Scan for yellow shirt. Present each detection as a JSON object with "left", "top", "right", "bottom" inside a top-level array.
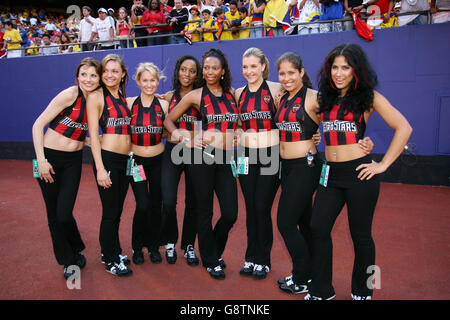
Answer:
[
  {"left": 3, "top": 29, "right": 22, "bottom": 50},
  {"left": 214, "top": 19, "right": 233, "bottom": 41},
  {"left": 202, "top": 18, "right": 215, "bottom": 42},
  {"left": 239, "top": 17, "right": 252, "bottom": 39},
  {"left": 184, "top": 20, "right": 202, "bottom": 42},
  {"left": 225, "top": 11, "right": 241, "bottom": 39}
]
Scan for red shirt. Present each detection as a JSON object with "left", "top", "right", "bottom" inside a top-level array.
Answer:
[{"left": 141, "top": 9, "right": 166, "bottom": 34}]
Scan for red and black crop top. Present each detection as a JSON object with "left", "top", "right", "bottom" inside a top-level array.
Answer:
[
  {"left": 199, "top": 86, "right": 239, "bottom": 132},
  {"left": 99, "top": 87, "right": 131, "bottom": 135},
  {"left": 320, "top": 98, "right": 366, "bottom": 146},
  {"left": 130, "top": 96, "right": 165, "bottom": 146},
  {"left": 168, "top": 92, "right": 201, "bottom": 131},
  {"left": 49, "top": 87, "right": 88, "bottom": 142},
  {"left": 238, "top": 80, "right": 277, "bottom": 132},
  {"left": 274, "top": 86, "right": 318, "bottom": 142}
]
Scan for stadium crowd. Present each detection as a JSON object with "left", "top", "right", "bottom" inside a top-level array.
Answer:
[{"left": 1, "top": 0, "right": 449, "bottom": 58}]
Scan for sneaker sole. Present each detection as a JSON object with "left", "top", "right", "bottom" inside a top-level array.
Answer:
[
  {"left": 239, "top": 271, "right": 254, "bottom": 277},
  {"left": 106, "top": 269, "right": 133, "bottom": 277},
  {"left": 252, "top": 273, "right": 268, "bottom": 280},
  {"left": 186, "top": 260, "right": 199, "bottom": 266},
  {"left": 279, "top": 285, "right": 308, "bottom": 294}
]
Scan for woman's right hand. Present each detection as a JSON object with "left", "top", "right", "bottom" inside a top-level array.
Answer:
[
  {"left": 38, "top": 159, "right": 55, "bottom": 183},
  {"left": 97, "top": 168, "right": 112, "bottom": 189}
]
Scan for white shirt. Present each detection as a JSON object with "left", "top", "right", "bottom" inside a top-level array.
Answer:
[
  {"left": 40, "top": 43, "right": 59, "bottom": 55},
  {"left": 79, "top": 15, "right": 94, "bottom": 42},
  {"left": 93, "top": 17, "right": 114, "bottom": 43}
]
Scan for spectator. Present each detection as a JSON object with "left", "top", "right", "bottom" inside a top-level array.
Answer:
[
  {"left": 131, "top": 0, "right": 149, "bottom": 47},
  {"left": 343, "top": 0, "right": 363, "bottom": 30},
  {"left": 430, "top": 0, "right": 450, "bottom": 23},
  {"left": 44, "top": 18, "right": 57, "bottom": 35},
  {"left": 296, "top": 0, "right": 321, "bottom": 34},
  {"left": 29, "top": 15, "right": 38, "bottom": 26},
  {"left": 318, "top": 0, "right": 344, "bottom": 33},
  {"left": 366, "top": 0, "right": 394, "bottom": 29},
  {"left": 90, "top": 8, "right": 115, "bottom": 50},
  {"left": 397, "top": 0, "right": 429, "bottom": 26},
  {"left": 213, "top": 7, "right": 233, "bottom": 40},
  {"left": 249, "top": 0, "right": 266, "bottom": 38},
  {"left": 238, "top": 0, "right": 250, "bottom": 8},
  {"left": 160, "top": 0, "right": 174, "bottom": 38},
  {"left": 79, "top": 6, "right": 95, "bottom": 51},
  {"left": 184, "top": 5, "right": 203, "bottom": 42},
  {"left": 117, "top": 7, "right": 134, "bottom": 48},
  {"left": 168, "top": 0, "right": 189, "bottom": 44},
  {"left": 40, "top": 33, "right": 58, "bottom": 55},
  {"left": 26, "top": 37, "right": 42, "bottom": 56},
  {"left": 238, "top": 6, "right": 252, "bottom": 38},
  {"left": 0, "top": 22, "right": 5, "bottom": 58},
  {"left": 197, "top": 0, "right": 216, "bottom": 14},
  {"left": 2, "top": 21, "right": 23, "bottom": 58},
  {"left": 217, "top": 0, "right": 230, "bottom": 12},
  {"left": 263, "top": 0, "right": 289, "bottom": 37},
  {"left": 226, "top": 0, "right": 241, "bottom": 39},
  {"left": 107, "top": 8, "right": 118, "bottom": 45},
  {"left": 59, "top": 32, "right": 73, "bottom": 53},
  {"left": 200, "top": 9, "right": 215, "bottom": 41},
  {"left": 142, "top": 0, "right": 167, "bottom": 46}
]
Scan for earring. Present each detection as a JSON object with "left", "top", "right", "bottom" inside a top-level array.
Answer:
[{"left": 221, "top": 75, "right": 224, "bottom": 80}]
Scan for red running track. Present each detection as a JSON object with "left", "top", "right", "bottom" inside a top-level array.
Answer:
[{"left": 0, "top": 159, "right": 449, "bottom": 300}]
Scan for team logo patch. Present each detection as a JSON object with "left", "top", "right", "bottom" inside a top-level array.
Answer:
[
  {"left": 292, "top": 103, "right": 301, "bottom": 112},
  {"left": 156, "top": 111, "right": 163, "bottom": 118},
  {"left": 263, "top": 95, "right": 271, "bottom": 104}
]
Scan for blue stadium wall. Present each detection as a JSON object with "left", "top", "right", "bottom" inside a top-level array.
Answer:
[{"left": 1, "top": 22, "right": 449, "bottom": 185}]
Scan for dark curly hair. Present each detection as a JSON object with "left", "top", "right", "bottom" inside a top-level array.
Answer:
[
  {"left": 172, "top": 55, "right": 202, "bottom": 96},
  {"left": 276, "top": 51, "right": 314, "bottom": 90},
  {"left": 317, "top": 43, "right": 378, "bottom": 115},
  {"left": 201, "top": 48, "right": 232, "bottom": 93}
]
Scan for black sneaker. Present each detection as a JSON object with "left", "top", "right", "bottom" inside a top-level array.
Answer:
[
  {"left": 184, "top": 245, "right": 199, "bottom": 266},
  {"left": 219, "top": 258, "right": 226, "bottom": 269},
  {"left": 165, "top": 247, "right": 177, "bottom": 264},
  {"left": 74, "top": 252, "right": 86, "bottom": 269},
  {"left": 101, "top": 254, "right": 130, "bottom": 266},
  {"left": 105, "top": 261, "right": 133, "bottom": 277},
  {"left": 207, "top": 265, "right": 226, "bottom": 280},
  {"left": 63, "top": 266, "right": 77, "bottom": 280},
  {"left": 253, "top": 264, "right": 270, "bottom": 279},
  {"left": 239, "top": 262, "right": 254, "bottom": 276},
  {"left": 132, "top": 250, "right": 144, "bottom": 265},
  {"left": 149, "top": 250, "right": 162, "bottom": 264},
  {"left": 277, "top": 274, "right": 293, "bottom": 286},
  {"left": 279, "top": 279, "right": 308, "bottom": 294}
]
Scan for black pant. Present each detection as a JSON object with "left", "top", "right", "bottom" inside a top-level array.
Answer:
[
  {"left": 238, "top": 146, "right": 280, "bottom": 267},
  {"left": 187, "top": 147, "right": 238, "bottom": 268},
  {"left": 134, "top": 27, "right": 148, "bottom": 47},
  {"left": 130, "top": 153, "right": 163, "bottom": 252},
  {"left": 277, "top": 154, "right": 322, "bottom": 285},
  {"left": 161, "top": 142, "right": 197, "bottom": 250},
  {"left": 93, "top": 150, "right": 129, "bottom": 264},
  {"left": 309, "top": 155, "right": 380, "bottom": 298},
  {"left": 37, "top": 148, "right": 85, "bottom": 266}
]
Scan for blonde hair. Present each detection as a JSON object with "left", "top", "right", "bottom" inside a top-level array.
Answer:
[
  {"left": 134, "top": 62, "right": 166, "bottom": 82},
  {"left": 243, "top": 47, "right": 269, "bottom": 80}
]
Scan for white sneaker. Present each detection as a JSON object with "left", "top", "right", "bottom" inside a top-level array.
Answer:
[
  {"left": 351, "top": 294, "right": 372, "bottom": 300},
  {"left": 304, "top": 293, "right": 336, "bottom": 300}
]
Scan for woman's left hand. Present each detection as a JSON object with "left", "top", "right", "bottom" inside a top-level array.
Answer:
[
  {"left": 356, "top": 161, "right": 387, "bottom": 180},
  {"left": 358, "top": 137, "right": 374, "bottom": 154},
  {"left": 312, "top": 129, "right": 321, "bottom": 146}
]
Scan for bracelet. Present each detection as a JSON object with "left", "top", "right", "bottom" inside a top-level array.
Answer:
[{"left": 182, "top": 137, "right": 191, "bottom": 145}]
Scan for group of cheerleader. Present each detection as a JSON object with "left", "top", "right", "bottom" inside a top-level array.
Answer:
[{"left": 32, "top": 43, "right": 412, "bottom": 300}]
